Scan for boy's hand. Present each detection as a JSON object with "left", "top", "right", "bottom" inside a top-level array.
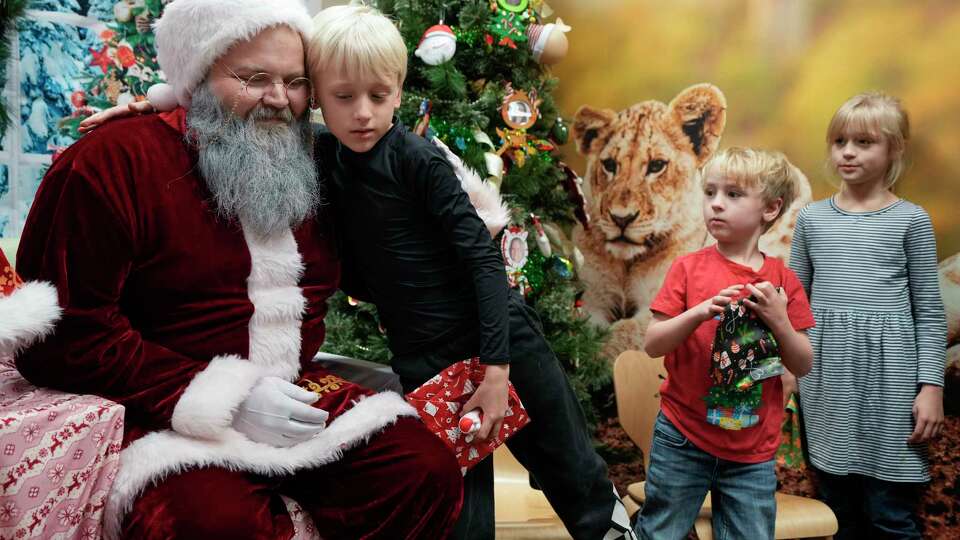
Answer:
[
  {"left": 908, "top": 384, "right": 943, "bottom": 443},
  {"left": 743, "top": 282, "right": 789, "bottom": 331},
  {"left": 78, "top": 101, "right": 153, "bottom": 133},
  {"left": 461, "top": 364, "right": 509, "bottom": 442},
  {"left": 696, "top": 285, "right": 744, "bottom": 322}
]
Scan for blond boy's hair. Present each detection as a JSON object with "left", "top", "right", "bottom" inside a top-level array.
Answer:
[
  {"left": 826, "top": 92, "right": 909, "bottom": 187},
  {"left": 307, "top": 5, "right": 407, "bottom": 87},
  {"left": 701, "top": 147, "right": 800, "bottom": 230}
]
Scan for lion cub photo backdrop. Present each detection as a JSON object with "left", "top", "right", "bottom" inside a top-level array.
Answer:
[{"left": 549, "top": 0, "right": 959, "bottom": 533}]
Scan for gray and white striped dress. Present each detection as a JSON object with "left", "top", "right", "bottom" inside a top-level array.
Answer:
[{"left": 789, "top": 197, "right": 947, "bottom": 483}]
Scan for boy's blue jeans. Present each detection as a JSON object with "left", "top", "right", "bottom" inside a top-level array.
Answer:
[{"left": 634, "top": 413, "right": 777, "bottom": 540}]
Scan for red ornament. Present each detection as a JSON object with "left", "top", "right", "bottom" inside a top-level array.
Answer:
[
  {"left": 116, "top": 46, "right": 136, "bottom": 68},
  {"left": 70, "top": 90, "right": 87, "bottom": 108},
  {"left": 484, "top": 33, "right": 494, "bottom": 46},
  {"left": 89, "top": 46, "right": 113, "bottom": 74}
]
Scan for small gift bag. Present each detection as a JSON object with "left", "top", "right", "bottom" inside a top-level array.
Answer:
[
  {"left": 405, "top": 358, "right": 530, "bottom": 475},
  {"left": 705, "top": 295, "right": 783, "bottom": 430},
  {"left": 709, "top": 296, "right": 783, "bottom": 390}
]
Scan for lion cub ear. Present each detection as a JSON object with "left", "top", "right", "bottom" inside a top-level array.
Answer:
[
  {"left": 668, "top": 84, "right": 727, "bottom": 166},
  {"left": 572, "top": 105, "right": 616, "bottom": 156}
]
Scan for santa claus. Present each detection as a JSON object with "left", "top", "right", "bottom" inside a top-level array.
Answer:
[{"left": 13, "top": 1, "right": 462, "bottom": 538}]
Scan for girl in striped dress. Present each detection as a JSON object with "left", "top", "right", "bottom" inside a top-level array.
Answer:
[{"left": 789, "top": 92, "right": 947, "bottom": 539}]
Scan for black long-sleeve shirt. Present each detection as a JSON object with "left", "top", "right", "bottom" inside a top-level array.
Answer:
[{"left": 316, "top": 122, "right": 510, "bottom": 364}]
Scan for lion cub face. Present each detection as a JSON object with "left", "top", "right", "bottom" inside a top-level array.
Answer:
[{"left": 573, "top": 84, "right": 727, "bottom": 261}]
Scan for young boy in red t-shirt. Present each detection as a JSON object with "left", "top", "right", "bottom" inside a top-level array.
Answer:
[{"left": 634, "top": 147, "right": 815, "bottom": 540}]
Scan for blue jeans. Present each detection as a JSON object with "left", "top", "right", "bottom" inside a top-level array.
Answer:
[
  {"left": 814, "top": 467, "right": 923, "bottom": 539},
  {"left": 635, "top": 413, "right": 777, "bottom": 540}
]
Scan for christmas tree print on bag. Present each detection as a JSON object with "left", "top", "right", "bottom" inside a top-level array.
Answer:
[{"left": 705, "top": 293, "right": 783, "bottom": 430}]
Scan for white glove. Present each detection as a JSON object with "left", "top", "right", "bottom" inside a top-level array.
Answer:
[{"left": 233, "top": 376, "right": 329, "bottom": 447}]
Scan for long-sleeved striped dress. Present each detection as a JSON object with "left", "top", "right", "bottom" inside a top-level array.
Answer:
[{"left": 789, "top": 197, "right": 947, "bottom": 482}]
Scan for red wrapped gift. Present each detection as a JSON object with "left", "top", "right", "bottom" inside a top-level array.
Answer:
[{"left": 405, "top": 358, "right": 530, "bottom": 475}]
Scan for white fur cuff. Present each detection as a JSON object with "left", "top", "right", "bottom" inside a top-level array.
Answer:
[
  {"left": 171, "top": 354, "right": 262, "bottom": 440},
  {"left": 0, "top": 281, "right": 61, "bottom": 356}
]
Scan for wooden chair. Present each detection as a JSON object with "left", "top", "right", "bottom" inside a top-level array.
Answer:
[
  {"left": 613, "top": 350, "right": 838, "bottom": 540},
  {"left": 494, "top": 445, "right": 572, "bottom": 539}
]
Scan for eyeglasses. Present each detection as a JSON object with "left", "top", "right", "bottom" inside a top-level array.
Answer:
[{"left": 221, "top": 64, "right": 312, "bottom": 102}]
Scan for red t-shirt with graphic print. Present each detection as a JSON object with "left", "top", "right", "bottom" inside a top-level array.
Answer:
[{"left": 650, "top": 245, "right": 815, "bottom": 463}]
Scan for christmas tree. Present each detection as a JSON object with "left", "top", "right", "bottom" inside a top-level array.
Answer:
[
  {"left": 320, "top": 0, "right": 612, "bottom": 425},
  {"left": 57, "top": 0, "right": 167, "bottom": 141}
]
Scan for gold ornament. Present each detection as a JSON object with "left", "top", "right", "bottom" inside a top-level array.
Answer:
[{"left": 495, "top": 85, "right": 542, "bottom": 167}]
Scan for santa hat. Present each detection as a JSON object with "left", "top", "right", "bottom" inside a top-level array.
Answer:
[
  {"left": 0, "top": 247, "right": 61, "bottom": 358},
  {"left": 418, "top": 24, "right": 455, "bottom": 46},
  {"left": 153, "top": 0, "right": 314, "bottom": 109}
]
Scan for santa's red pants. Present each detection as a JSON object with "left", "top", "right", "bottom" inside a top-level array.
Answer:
[{"left": 121, "top": 417, "right": 463, "bottom": 539}]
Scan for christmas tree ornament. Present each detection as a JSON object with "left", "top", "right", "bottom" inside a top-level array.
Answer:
[
  {"left": 484, "top": 152, "right": 505, "bottom": 188},
  {"left": 501, "top": 225, "right": 531, "bottom": 294},
  {"left": 104, "top": 73, "right": 124, "bottom": 102},
  {"left": 473, "top": 129, "right": 495, "bottom": 149},
  {"left": 551, "top": 117, "right": 569, "bottom": 144},
  {"left": 114, "top": 1, "right": 133, "bottom": 23},
  {"left": 90, "top": 45, "right": 115, "bottom": 74},
  {"left": 414, "top": 23, "right": 457, "bottom": 66},
  {"left": 135, "top": 13, "right": 153, "bottom": 34},
  {"left": 496, "top": 0, "right": 529, "bottom": 13},
  {"left": 559, "top": 162, "right": 590, "bottom": 228},
  {"left": 572, "top": 246, "right": 584, "bottom": 274},
  {"left": 549, "top": 255, "right": 574, "bottom": 280},
  {"left": 70, "top": 90, "right": 87, "bottom": 108},
  {"left": 573, "top": 293, "right": 585, "bottom": 318},
  {"left": 487, "top": 10, "right": 528, "bottom": 48},
  {"left": 525, "top": 18, "right": 571, "bottom": 65},
  {"left": 496, "top": 85, "right": 541, "bottom": 167},
  {"left": 529, "top": 214, "right": 552, "bottom": 256},
  {"left": 521, "top": 249, "right": 546, "bottom": 295},
  {"left": 116, "top": 44, "right": 136, "bottom": 68},
  {"left": 413, "top": 99, "right": 432, "bottom": 137}
]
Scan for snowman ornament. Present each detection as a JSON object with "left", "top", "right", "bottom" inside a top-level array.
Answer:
[{"left": 415, "top": 23, "right": 457, "bottom": 66}]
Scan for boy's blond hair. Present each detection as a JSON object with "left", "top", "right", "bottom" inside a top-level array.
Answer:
[
  {"left": 307, "top": 5, "right": 407, "bottom": 87},
  {"left": 826, "top": 92, "right": 909, "bottom": 188},
  {"left": 701, "top": 147, "right": 800, "bottom": 230}
]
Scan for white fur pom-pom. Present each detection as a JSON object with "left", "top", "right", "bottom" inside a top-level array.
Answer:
[{"left": 146, "top": 83, "right": 179, "bottom": 112}]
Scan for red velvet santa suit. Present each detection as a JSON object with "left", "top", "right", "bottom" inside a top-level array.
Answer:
[{"left": 15, "top": 109, "right": 462, "bottom": 539}]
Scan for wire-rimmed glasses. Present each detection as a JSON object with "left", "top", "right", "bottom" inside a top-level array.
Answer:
[{"left": 220, "top": 64, "right": 313, "bottom": 103}]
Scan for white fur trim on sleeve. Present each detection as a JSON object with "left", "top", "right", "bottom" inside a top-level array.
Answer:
[
  {"left": 170, "top": 354, "right": 261, "bottom": 441},
  {"left": 0, "top": 281, "right": 61, "bottom": 356}
]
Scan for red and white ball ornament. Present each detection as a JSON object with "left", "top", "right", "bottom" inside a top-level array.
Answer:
[{"left": 415, "top": 23, "right": 457, "bottom": 66}]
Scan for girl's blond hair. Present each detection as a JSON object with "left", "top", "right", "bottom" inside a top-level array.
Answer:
[
  {"left": 307, "top": 5, "right": 407, "bottom": 87},
  {"left": 826, "top": 92, "right": 910, "bottom": 187},
  {"left": 701, "top": 147, "right": 800, "bottom": 230}
]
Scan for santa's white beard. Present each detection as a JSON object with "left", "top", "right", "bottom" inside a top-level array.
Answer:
[{"left": 186, "top": 84, "right": 321, "bottom": 238}]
